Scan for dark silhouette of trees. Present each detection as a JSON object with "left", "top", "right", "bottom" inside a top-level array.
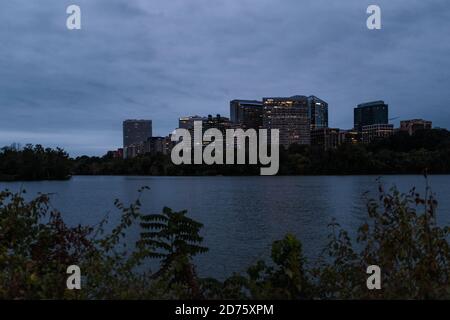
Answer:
[
  {"left": 3, "top": 129, "right": 450, "bottom": 179},
  {"left": 0, "top": 144, "right": 71, "bottom": 181},
  {"left": 72, "top": 128, "right": 450, "bottom": 176}
]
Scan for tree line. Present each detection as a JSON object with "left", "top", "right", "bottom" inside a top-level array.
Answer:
[
  {"left": 2, "top": 129, "right": 450, "bottom": 181},
  {"left": 73, "top": 129, "right": 450, "bottom": 176},
  {"left": 0, "top": 144, "right": 71, "bottom": 181}
]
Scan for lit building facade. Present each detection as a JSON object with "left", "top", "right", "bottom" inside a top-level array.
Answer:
[
  {"left": 308, "top": 96, "right": 328, "bottom": 130},
  {"left": 203, "top": 114, "right": 232, "bottom": 134},
  {"left": 230, "top": 100, "right": 263, "bottom": 130},
  {"left": 123, "top": 120, "right": 152, "bottom": 158},
  {"left": 262, "top": 96, "right": 310, "bottom": 147},
  {"left": 178, "top": 115, "right": 205, "bottom": 130},
  {"left": 339, "top": 130, "right": 360, "bottom": 145},
  {"left": 362, "top": 124, "right": 394, "bottom": 144}
]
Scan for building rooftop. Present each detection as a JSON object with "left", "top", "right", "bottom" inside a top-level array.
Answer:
[
  {"left": 308, "top": 95, "right": 328, "bottom": 103},
  {"left": 230, "top": 99, "right": 262, "bottom": 104},
  {"left": 123, "top": 119, "right": 152, "bottom": 122},
  {"left": 263, "top": 95, "right": 308, "bottom": 102},
  {"left": 356, "top": 101, "right": 386, "bottom": 108}
]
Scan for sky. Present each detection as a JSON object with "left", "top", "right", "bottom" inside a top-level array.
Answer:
[{"left": 0, "top": 0, "right": 449, "bottom": 156}]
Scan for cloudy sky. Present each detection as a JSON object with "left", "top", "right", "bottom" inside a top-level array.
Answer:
[{"left": 1, "top": 0, "right": 449, "bottom": 156}]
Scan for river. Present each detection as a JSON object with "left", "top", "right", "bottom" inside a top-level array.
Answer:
[{"left": 1, "top": 175, "right": 449, "bottom": 278}]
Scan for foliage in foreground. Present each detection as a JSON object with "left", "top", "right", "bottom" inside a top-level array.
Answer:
[{"left": 0, "top": 183, "right": 448, "bottom": 300}]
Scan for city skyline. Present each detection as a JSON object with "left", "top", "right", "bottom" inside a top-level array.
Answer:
[
  {"left": 1, "top": 0, "right": 449, "bottom": 156},
  {"left": 118, "top": 95, "right": 435, "bottom": 160}
]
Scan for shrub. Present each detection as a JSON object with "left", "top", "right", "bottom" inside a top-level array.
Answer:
[{"left": 0, "top": 182, "right": 448, "bottom": 299}]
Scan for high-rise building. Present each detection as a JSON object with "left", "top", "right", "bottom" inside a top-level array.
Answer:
[
  {"left": 179, "top": 114, "right": 231, "bottom": 133},
  {"left": 262, "top": 96, "right": 310, "bottom": 146},
  {"left": 354, "top": 101, "right": 388, "bottom": 132},
  {"left": 230, "top": 100, "right": 263, "bottom": 130},
  {"left": 123, "top": 120, "right": 152, "bottom": 158},
  {"left": 362, "top": 124, "right": 394, "bottom": 144},
  {"left": 123, "top": 119, "right": 152, "bottom": 147},
  {"left": 308, "top": 96, "right": 328, "bottom": 130},
  {"left": 400, "top": 119, "right": 432, "bottom": 136},
  {"left": 143, "top": 136, "right": 174, "bottom": 155},
  {"left": 203, "top": 114, "right": 232, "bottom": 135},
  {"left": 311, "top": 128, "right": 340, "bottom": 150},
  {"left": 178, "top": 115, "right": 205, "bottom": 130},
  {"left": 178, "top": 114, "right": 231, "bottom": 148}
]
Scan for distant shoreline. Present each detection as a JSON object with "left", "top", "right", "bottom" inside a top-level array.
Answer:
[
  {"left": 3, "top": 173, "right": 450, "bottom": 183},
  {"left": 3, "top": 129, "right": 450, "bottom": 180}
]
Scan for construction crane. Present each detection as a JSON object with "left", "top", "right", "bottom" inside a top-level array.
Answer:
[{"left": 389, "top": 117, "right": 400, "bottom": 121}]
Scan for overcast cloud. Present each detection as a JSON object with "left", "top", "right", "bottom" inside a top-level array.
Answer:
[{"left": 0, "top": 0, "right": 449, "bottom": 156}]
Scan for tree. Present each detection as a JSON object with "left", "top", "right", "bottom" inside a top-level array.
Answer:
[{"left": 138, "top": 207, "right": 208, "bottom": 298}]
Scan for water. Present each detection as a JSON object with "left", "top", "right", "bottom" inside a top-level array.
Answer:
[{"left": 1, "top": 175, "right": 449, "bottom": 279}]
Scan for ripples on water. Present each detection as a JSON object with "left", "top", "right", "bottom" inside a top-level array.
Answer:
[{"left": 1, "top": 175, "right": 449, "bottom": 278}]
